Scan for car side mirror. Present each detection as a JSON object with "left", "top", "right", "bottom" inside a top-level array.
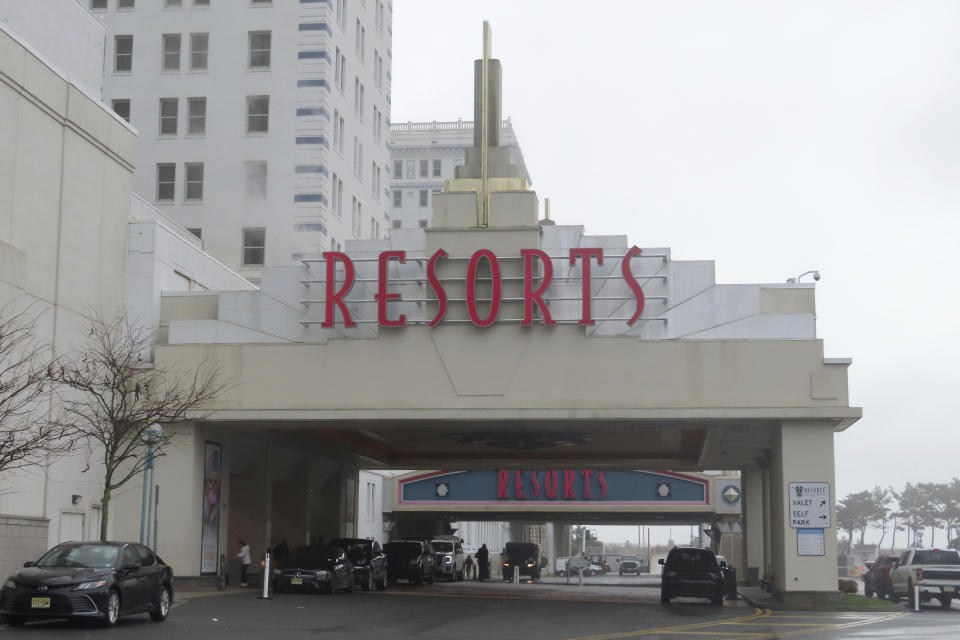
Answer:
[
  {"left": 23, "top": 561, "right": 36, "bottom": 568},
  {"left": 658, "top": 559, "right": 665, "bottom": 566}
]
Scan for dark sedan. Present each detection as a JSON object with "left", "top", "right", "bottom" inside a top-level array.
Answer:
[
  {"left": 272, "top": 545, "right": 354, "bottom": 594},
  {"left": 659, "top": 547, "right": 724, "bottom": 606},
  {"left": 330, "top": 538, "right": 387, "bottom": 591},
  {"left": 383, "top": 541, "right": 435, "bottom": 584},
  {"left": 0, "top": 541, "right": 173, "bottom": 627}
]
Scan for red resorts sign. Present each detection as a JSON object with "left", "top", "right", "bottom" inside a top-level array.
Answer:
[{"left": 318, "top": 246, "right": 646, "bottom": 328}]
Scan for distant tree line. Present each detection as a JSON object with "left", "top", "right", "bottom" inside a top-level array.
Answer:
[{"left": 836, "top": 482, "right": 960, "bottom": 553}]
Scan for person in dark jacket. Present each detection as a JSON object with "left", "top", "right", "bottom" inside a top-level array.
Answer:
[
  {"left": 273, "top": 539, "right": 290, "bottom": 560},
  {"left": 476, "top": 543, "right": 490, "bottom": 581}
]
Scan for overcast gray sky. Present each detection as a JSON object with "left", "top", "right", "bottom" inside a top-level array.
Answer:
[{"left": 391, "top": 0, "right": 960, "bottom": 545}]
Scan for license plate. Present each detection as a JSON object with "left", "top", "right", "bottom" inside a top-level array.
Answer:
[
  {"left": 290, "top": 577, "right": 303, "bottom": 585},
  {"left": 31, "top": 597, "right": 50, "bottom": 609},
  {"left": 944, "top": 586, "right": 955, "bottom": 593}
]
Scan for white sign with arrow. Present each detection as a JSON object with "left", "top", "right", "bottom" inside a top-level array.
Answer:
[{"left": 788, "top": 482, "right": 831, "bottom": 528}]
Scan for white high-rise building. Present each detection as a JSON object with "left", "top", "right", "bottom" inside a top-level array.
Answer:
[
  {"left": 388, "top": 119, "right": 530, "bottom": 230},
  {"left": 95, "top": 0, "right": 393, "bottom": 282}
]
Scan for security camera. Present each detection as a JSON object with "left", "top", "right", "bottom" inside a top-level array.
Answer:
[{"left": 812, "top": 271, "right": 821, "bottom": 281}]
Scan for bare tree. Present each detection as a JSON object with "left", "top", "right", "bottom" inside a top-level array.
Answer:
[
  {"left": 0, "top": 304, "right": 72, "bottom": 474},
  {"left": 58, "top": 314, "right": 226, "bottom": 541}
]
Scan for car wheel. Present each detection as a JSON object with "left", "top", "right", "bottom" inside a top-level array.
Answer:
[
  {"left": 660, "top": 591, "right": 670, "bottom": 604},
  {"left": 377, "top": 572, "right": 387, "bottom": 591},
  {"left": 865, "top": 583, "right": 874, "bottom": 598},
  {"left": 712, "top": 594, "right": 724, "bottom": 606},
  {"left": 345, "top": 574, "right": 354, "bottom": 593},
  {"left": 363, "top": 570, "right": 374, "bottom": 591},
  {"left": 101, "top": 590, "right": 121, "bottom": 627},
  {"left": 327, "top": 578, "right": 337, "bottom": 595},
  {"left": 940, "top": 596, "right": 952, "bottom": 609},
  {"left": 150, "top": 585, "right": 171, "bottom": 622},
  {"left": 907, "top": 580, "right": 916, "bottom": 608},
  {"left": 619, "top": 570, "right": 623, "bottom": 576}
]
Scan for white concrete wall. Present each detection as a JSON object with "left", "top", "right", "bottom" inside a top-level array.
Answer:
[
  {"left": 0, "top": 0, "right": 105, "bottom": 95},
  {"left": 98, "top": 0, "right": 393, "bottom": 277},
  {"left": 0, "top": 22, "right": 136, "bottom": 563}
]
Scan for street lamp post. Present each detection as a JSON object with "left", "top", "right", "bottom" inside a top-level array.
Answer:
[
  {"left": 786, "top": 270, "right": 820, "bottom": 284},
  {"left": 139, "top": 423, "right": 164, "bottom": 547}
]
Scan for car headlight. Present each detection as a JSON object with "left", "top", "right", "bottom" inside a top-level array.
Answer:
[
  {"left": 73, "top": 580, "right": 106, "bottom": 590},
  {"left": 314, "top": 570, "right": 329, "bottom": 578},
  {"left": 3, "top": 579, "right": 16, "bottom": 590},
  {"left": 444, "top": 555, "right": 452, "bottom": 565},
  {"left": 526, "top": 562, "right": 535, "bottom": 567},
  {"left": 272, "top": 569, "right": 282, "bottom": 576}
]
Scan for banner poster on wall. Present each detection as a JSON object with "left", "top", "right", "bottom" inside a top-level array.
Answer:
[{"left": 200, "top": 442, "right": 222, "bottom": 574}]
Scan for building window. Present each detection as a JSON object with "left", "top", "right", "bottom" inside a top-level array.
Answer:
[
  {"left": 184, "top": 162, "right": 204, "bottom": 201},
  {"left": 117, "top": 0, "right": 134, "bottom": 8},
  {"left": 336, "top": 0, "right": 346, "bottom": 26},
  {"left": 156, "top": 163, "right": 175, "bottom": 202},
  {"left": 187, "top": 97, "right": 206, "bottom": 135},
  {"left": 392, "top": 189, "right": 402, "bottom": 207},
  {"left": 246, "top": 95, "right": 269, "bottom": 133},
  {"left": 333, "top": 110, "right": 342, "bottom": 151},
  {"left": 419, "top": 219, "right": 428, "bottom": 228},
  {"left": 331, "top": 175, "right": 343, "bottom": 218},
  {"left": 193, "top": 0, "right": 210, "bottom": 6},
  {"left": 406, "top": 160, "right": 414, "bottom": 179},
  {"left": 245, "top": 161, "right": 267, "bottom": 198},
  {"left": 351, "top": 197, "right": 359, "bottom": 236},
  {"left": 433, "top": 159, "right": 441, "bottom": 177},
  {"left": 111, "top": 99, "right": 130, "bottom": 122},
  {"left": 165, "top": 0, "right": 183, "bottom": 7},
  {"left": 242, "top": 228, "right": 265, "bottom": 267},
  {"left": 392, "top": 160, "right": 401, "bottom": 179},
  {"left": 114, "top": 35, "right": 133, "bottom": 72},
  {"left": 189, "top": 33, "right": 208, "bottom": 70},
  {"left": 161, "top": 34, "right": 181, "bottom": 71},
  {"left": 187, "top": 228, "right": 202, "bottom": 240},
  {"left": 248, "top": 31, "right": 271, "bottom": 69},
  {"left": 250, "top": 0, "right": 271, "bottom": 4},
  {"left": 392, "top": 219, "right": 401, "bottom": 229},
  {"left": 419, "top": 190, "right": 428, "bottom": 207},
  {"left": 91, "top": 0, "right": 107, "bottom": 9},
  {"left": 419, "top": 160, "right": 429, "bottom": 178},
  {"left": 159, "top": 98, "right": 178, "bottom": 135}
]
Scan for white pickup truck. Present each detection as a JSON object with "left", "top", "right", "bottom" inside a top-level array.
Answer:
[
  {"left": 430, "top": 538, "right": 467, "bottom": 581},
  {"left": 889, "top": 548, "right": 960, "bottom": 608}
]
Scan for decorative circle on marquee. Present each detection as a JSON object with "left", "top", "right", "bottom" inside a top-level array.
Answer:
[
  {"left": 656, "top": 482, "right": 671, "bottom": 498},
  {"left": 722, "top": 485, "right": 741, "bottom": 505},
  {"left": 436, "top": 482, "right": 450, "bottom": 498}
]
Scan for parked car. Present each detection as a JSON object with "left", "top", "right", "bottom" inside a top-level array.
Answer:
[
  {"left": 330, "top": 538, "right": 387, "bottom": 591},
  {"left": 383, "top": 541, "right": 435, "bottom": 584},
  {"left": 271, "top": 544, "right": 354, "bottom": 594},
  {"left": 889, "top": 548, "right": 960, "bottom": 608},
  {"left": 562, "top": 557, "right": 601, "bottom": 577},
  {"left": 501, "top": 542, "right": 541, "bottom": 580},
  {"left": 429, "top": 538, "right": 467, "bottom": 581},
  {"left": 619, "top": 555, "right": 641, "bottom": 575},
  {"left": 0, "top": 541, "right": 173, "bottom": 627},
  {"left": 863, "top": 555, "right": 898, "bottom": 600},
  {"left": 659, "top": 547, "right": 724, "bottom": 606}
]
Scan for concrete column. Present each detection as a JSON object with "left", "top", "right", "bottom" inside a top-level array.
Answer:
[
  {"left": 338, "top": 460, "right": 359, "bottom": 537},
  {"left": 303, "top": 458, "right": 312, "bottom": 546},
  {"left": 263, "top": 443, "right": 272, "bottom": 558},
  {"left": 741, "top": 464, "right": 765, "bottom": 586},
  {"left": 762, "top": 464, "right": 772, "bottom": 582},
  {"left": 769, "top": 421, "right": 838, "bottom": 597}
]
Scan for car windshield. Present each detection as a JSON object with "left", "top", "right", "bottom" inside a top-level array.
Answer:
[
  {"left": 431, "top": 542, "right": 453, "bottom": 552},
  {"left": 37, "top": 544, "right": 119, "bottom": 569},
  {"left": 568, "top": 558, "right": 588, "bottom": 567},
  {"left": 622, "top": 556, "right": 639, "bottom": 562},
  {"left": 666, "top": 549, "right": 718, "bottom": 570},
  {"left": 279, "top": 545, "right": 339, "bottom": 569},
  {"left": 384, "top": 542, "right": 422, "bottom": 555},
  {"left": 341, "top": 543, "right": 370, "bottom": 562},
  {"left": 914, "top": 550, "right": 960, "bottom": 565}
]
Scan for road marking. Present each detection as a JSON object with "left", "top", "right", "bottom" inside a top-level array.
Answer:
[{"left": 563, "top": 610, "right": 771, "bottom": 640}]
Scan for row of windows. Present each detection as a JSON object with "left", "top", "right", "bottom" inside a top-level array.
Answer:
[
  {"left": 393, "top": 159, "right": 443, "bottom": 179},
  {"left": 391, "top": 219, "right": 429, "bottom": 230},
  {"left": 155, "top": 160, "right": 268, "bottom": 203},
  {"left": 112, "top": 31, "right": 269, "bottom": 73},
  {"left": 112, "top": 95, "right": 269, "bottom": 134},
  {"left": 92, "top": 0, "right": 272, "bottom": 9},
  {"left": 392, "top": 188, "right": 441, "bottom": 208}
]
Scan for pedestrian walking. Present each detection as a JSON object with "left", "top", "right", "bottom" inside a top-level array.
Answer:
[
  {"left": 237, "top": 539, "right": 251, "bottom": 587},
  {"left": 476, "top": 543, "right": 490, "bottom": 581}
]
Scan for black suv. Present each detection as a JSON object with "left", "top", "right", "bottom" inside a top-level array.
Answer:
[
  {"left": 659, "top": 547, "right": 724, "bottom": 606},
  {"left": 383, "top": 541, "right": 435, "bottom": 585},
  {"left": 502, "top": 542, "right": 540, "bottom": 581}
]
